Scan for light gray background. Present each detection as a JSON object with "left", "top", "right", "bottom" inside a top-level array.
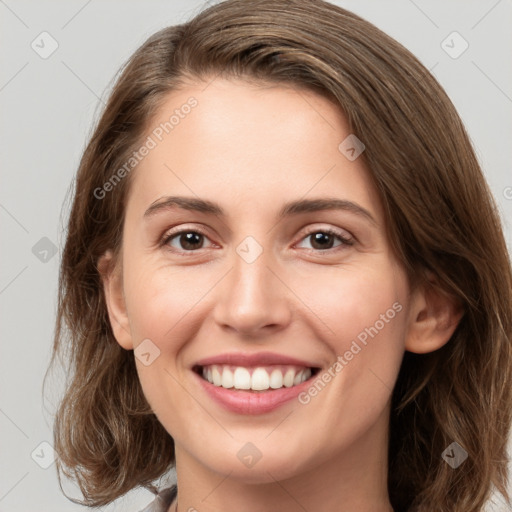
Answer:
[{"left": 1, "top": 1, "right": 511, "bottom": 511}]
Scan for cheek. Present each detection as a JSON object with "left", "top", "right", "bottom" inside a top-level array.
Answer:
[
  {"left": 292, "top": 259, "right": 407, "bottom": 346},
  {"left": 123, "top": 261, "right": 210, "bottom": 344},
  {"left": 121, "top": 263, "right": 209, "bottom": 420},
  {"left": 291, "top": 259, "right": 408, "bottom": 404}
]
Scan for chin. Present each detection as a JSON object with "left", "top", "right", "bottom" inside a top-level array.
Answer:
[{"left": 194, "top": 439, "right": 317, "bottom": 485}]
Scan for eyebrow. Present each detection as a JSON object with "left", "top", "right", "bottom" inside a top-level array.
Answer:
[{"left": 143, "top": 195, "right": 376, "bottom": 225}]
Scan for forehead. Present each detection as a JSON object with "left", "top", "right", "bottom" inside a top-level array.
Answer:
[{"left": 125, "top": 77, "right": 382, "bottom": 223}]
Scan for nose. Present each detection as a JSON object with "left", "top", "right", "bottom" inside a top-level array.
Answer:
[{"left": 212, "top": 245, "right": 292, "bottom": 337}]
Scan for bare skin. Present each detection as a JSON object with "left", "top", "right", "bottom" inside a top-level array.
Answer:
[{"left": 99, "top": 78, "right": 461, "bottom": 512}]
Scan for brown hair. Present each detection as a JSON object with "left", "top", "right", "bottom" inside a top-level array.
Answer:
[{"left": 45, "top": 0, "right": 512, "bottom": 510}]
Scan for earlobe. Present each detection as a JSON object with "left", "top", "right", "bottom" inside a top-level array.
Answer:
[
  {"left": 405, "top": 280, "right": 464, "bottom": 354},
  {"left": 97, "top": 251, "right": 134, "bottom": 350}
]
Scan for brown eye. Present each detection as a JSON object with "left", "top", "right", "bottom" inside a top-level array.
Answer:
[
  {"left": 297, "top": 229, "right": 353, "bottom": 251},
  {"left": 309, "top": 232, "right": 337, "bottom": 250},
  {"left": 163, "top": 230, "right": 213, "bottom": 251}
]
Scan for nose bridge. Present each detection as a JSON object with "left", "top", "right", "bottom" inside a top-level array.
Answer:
[{"left": 212, "top": 235, "right": 291, "bottom": 334}]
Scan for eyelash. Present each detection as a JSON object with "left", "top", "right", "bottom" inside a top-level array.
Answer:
[{"left": 159, "top": 226, "right": 354, "bottom": 255}]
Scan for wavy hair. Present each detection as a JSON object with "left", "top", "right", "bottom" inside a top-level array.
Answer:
[{"left": 46, "top": 1, "right": 512, "bottom": 510}]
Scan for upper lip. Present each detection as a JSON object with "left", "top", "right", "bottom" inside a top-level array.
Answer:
[{"left": 194, "top": 351, "right": 320, "bottom": 368}]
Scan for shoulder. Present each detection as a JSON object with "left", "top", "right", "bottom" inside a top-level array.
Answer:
[{"left": 138, "top": 485, "right": 177, "bottom": 512}]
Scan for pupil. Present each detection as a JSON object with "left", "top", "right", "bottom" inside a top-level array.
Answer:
[
  {"left": 312, "top": 232, "right": 333, "bottom": 250},
  {"left": 181, "top": 232, "right": 202, "bottom": 250}
]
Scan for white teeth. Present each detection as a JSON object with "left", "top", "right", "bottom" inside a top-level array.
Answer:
[
  {"left": 212, "top": 366, "right": 222, "bottom": 386},
  {"left": 251, "top": 368, "right": 270, "bottom": 390},
  {"left": 233, "top": 367, "right": 251, "bottom": 389},
  {"left": 269, "top": 369, "right": 283, "bottom": 389},
  {"left": 283, "top": 369, "right": 295, "bottom": 388},
  {"left": 292, "top": 368, "right": 311, "bottom": 385},
  {"left": 201, "top": 365, "right": 313, "bottom": 391},
  {"left": 221, "top": 368, "right": 234, "bottom": 388}
]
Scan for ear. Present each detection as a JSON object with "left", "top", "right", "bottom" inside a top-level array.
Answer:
[
  {"left": 97, "top": 250, "right": 133, "bottom": 350},
  {"left": 405, "top": 278, "right": 464, "bottom": 354}
]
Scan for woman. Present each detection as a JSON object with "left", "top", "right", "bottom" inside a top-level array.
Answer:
[{"left": 47, "top": 1, "right": 512, "bottom": 511}]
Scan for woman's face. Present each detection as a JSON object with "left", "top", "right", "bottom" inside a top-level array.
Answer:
[{"left": 106, "top": 78, "right": 416, "bottom": 483}]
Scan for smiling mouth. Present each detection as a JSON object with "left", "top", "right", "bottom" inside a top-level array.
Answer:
[{"left": 193, "top": 364, "right": 320, "bottom": 392}]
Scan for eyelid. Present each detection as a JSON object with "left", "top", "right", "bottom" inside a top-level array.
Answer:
[{"left": 296, "top": 224, "right": 353, "bottom": 241}]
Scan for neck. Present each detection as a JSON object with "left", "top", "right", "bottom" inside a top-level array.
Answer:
[{"left": 172, "top": 404, "right": 393, "bottom": 512}]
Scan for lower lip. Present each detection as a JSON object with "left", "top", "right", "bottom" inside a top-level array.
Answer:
[{"left": 193, "top": 370, "right": 315, "bottom": 414}]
